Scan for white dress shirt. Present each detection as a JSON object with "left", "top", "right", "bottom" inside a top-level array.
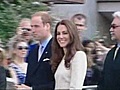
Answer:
[
  {"left": 114, "top": 43, "right": 120, "bottom": 60},
  {"left": 38, "top": 35, "right": 52, "bottom": 61}
]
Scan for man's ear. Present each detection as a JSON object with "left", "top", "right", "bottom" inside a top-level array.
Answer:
[{"left": 45, "top": 23, "right": 50, "bottom": 30}]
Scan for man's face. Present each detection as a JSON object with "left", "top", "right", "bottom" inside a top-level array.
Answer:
[
  {"left": 18, "top": 21, "right": 32, "bottom": 41},
  {"left": 73, "top": 18, "right": 86, "bottom": 32},
  {"left": 110, "top": 16, "right": 120, "bottom": 41},
  {"left": 31, "top": 16, "right": 48, "bottom": 41}
]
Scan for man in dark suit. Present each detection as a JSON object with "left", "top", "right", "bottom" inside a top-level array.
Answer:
[
  {"left": 16, "top": 11, "right": 55, "bottom": 90},
  {"left": 98, "top": 11, "right": 120, "bottom": 90},
  {"left": 0, "top": 66, "right": 6, "bottom": 89}
]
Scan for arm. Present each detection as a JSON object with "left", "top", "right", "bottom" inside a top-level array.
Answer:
[
  {"left": 95, "top": 41, "right": 110, "bottom": 53},
  {"left": 9, "top": 67, "right": 18, "bottom": 84},
  {"left": 70, "top": 51, "right": 87, "bottom": 89}
]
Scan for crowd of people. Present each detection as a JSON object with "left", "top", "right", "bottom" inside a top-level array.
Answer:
[{"left": 0, "top": 10, "right": 120, "bottom": 90}]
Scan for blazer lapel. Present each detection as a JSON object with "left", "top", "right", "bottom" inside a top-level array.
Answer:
[
  {"left": 38, "top": 38, "right": 52, "bottom": 62},
  {"left": 32, "top": 38, "right": 52, "bottom": 74}
]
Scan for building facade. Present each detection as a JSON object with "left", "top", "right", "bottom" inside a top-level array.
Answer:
[{"left": 49, "top": 0, "right": 120, "bottom": 45}]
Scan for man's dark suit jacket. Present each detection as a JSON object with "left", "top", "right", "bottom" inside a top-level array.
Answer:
[
  {"left": 25, "top": 39, "right": 55, "bottom": 90},
  {"left": 0, "top": 66, "right": 6, "bottom": 90},
  {"left": 98, "top": 46, "right": 120, "bottom": 90}
]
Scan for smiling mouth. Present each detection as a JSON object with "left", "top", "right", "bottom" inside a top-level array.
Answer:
[{"left": 59, "top": 40, "right": 66, "bottom": 43}]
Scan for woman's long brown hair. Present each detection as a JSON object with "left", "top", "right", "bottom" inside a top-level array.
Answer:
[{"left": 51, "top": 20, "right": 84, "bottom": 73}]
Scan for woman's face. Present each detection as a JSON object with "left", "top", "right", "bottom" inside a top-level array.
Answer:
[
  {"left": 15, "top": 42, "right": 29, "bottom": 58},
  {"left": 56, "top": 24, "right": 70, "bottom": 48}
]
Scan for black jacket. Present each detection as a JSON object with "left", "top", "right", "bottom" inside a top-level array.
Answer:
[
  {"left": 98, "top": 46, "right": 120, "bottom": 90},
  {"left": 0, "top": 66, "right": 6, "bottom": 90},
  {"left": 25, "top": 39, "right": 55, "bottom": 90}
]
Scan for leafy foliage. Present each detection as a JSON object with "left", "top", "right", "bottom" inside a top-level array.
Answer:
[{"left": 0, "top": 0, "right": 48, "bottom": 46}]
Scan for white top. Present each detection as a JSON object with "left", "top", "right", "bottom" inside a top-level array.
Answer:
[{"left": 55, "top": 51, "right": 87, "bottom": 90}]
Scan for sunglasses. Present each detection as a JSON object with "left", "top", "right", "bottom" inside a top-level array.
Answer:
[
  {"left": 111, "top": 24, "right": 120, "bottom": 29},
  {"left": 75, "top": 24, "right": 85, "bottom": 27},
  {"left": 21, "top": 28, "right": 31, "bottom": 31},
  {"left": 17, "top": 46, "right": 29, "bottom": 50}
]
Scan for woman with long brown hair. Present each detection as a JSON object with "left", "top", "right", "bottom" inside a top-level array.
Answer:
[{"left": 51, "top": 20, "right": 87, "bottom": 89}]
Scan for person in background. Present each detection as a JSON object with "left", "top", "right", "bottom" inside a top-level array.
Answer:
[
  {"left": 8, "top": 36, "right": 28, "bottom": 84},
  {"left": 16, "top": 18, "right": 34, "bottom": 45},
  {"left": 51, "top": 20, "right": 87, "bottom": 89},
  {"left": 16, "top": 11, "right": 55, "bottom": 90},
  {"left": 8, "top": 18, "right": 33, "bottom": 46},
  {"left": 0, "top": 48, "right": 6, "bottom": 90},
  {"left": 71, "top": 13, "right": 87, "bottom": 41},
  {"left": 98, "top": 11, "right": 120, "bottom": 90},
  {"left": 95, "top": 40, "right": 110, "bottom": 63},
  {"left": 82, "top": 40, "right": 102, "bottom": 86},
  {"left": 7, "top": 18, "right": 36, "bottom": 60}
]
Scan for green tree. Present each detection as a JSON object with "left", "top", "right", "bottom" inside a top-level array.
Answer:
[{"left": 0, "top": 0, "right": 48, "bottom": 46}]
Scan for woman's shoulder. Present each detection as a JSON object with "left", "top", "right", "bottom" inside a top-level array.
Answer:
[
  {"left": 0, "top": 66, "right": 5, "bottom": 71},
  {"left": 71, "top": 51, "right": 87, "bottom": 62},
  {"left": 75, "top": 51, "right": 86, "bottom": 56},
  {"left": 71, "top": 51, "right": 87, "bottom": 67},
  {"left": 9, "top": 63, "right": 17, "bottom": 68}
]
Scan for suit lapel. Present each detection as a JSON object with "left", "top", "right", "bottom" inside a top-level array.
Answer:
[
  {"left": 114, "top": 47, "right": 120, "bottom": 61},
  {"left": 38, "top": 38, "right": 52, "bottom": 62},
  {"left": 31, "top": 38, "right": 52, "bottom": 74}
]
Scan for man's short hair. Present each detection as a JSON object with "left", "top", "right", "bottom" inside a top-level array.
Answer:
[
  {"left": 18, "top": 18, "right": 31, "bottom": 27},
  {"left": 71, "top": 13, "right": 87, "bottom": 24},
  {"left": 71, "top": 13, "right": 86, "bottom": 21},
  {"left": 32, "top": 11, "right": 52, "bottom": 25},
  {"left": 113, "top": 11, "right": 120, "bottom": 18}
]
